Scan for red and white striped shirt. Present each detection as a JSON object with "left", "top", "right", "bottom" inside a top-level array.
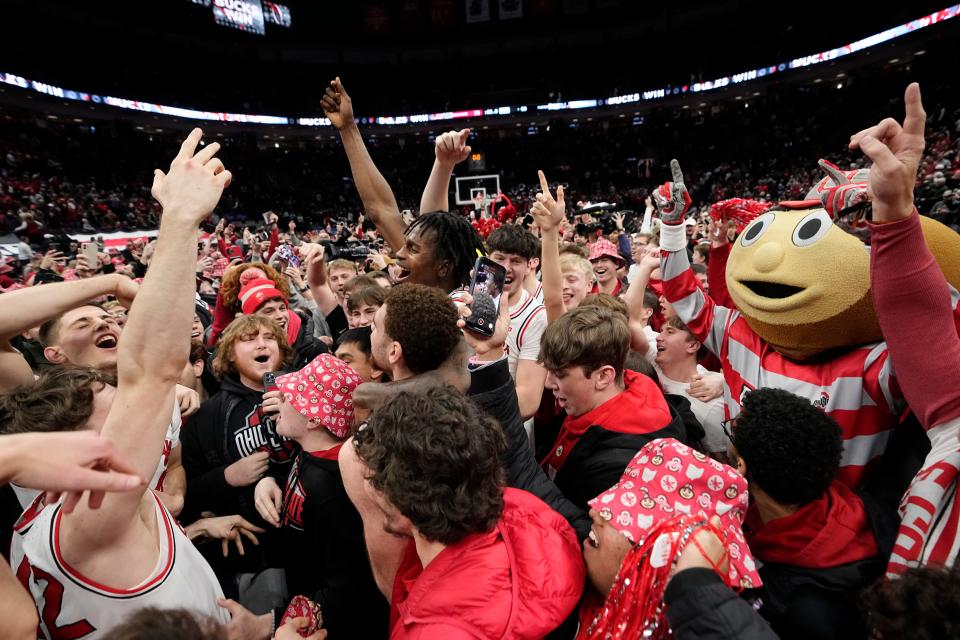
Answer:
[{"left": 661, "top": 246, "right": 904, "bottom": 488}]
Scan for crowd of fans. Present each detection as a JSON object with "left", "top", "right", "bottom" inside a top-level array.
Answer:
[{"left": 0, "top": 72, "right": 959, "bottom": 640}]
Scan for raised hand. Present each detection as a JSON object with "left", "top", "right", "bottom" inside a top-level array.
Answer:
[
  {"left": 456, "top": 290, "right": 511, "bottom": 359},
  {"left": 0, "top": 431, "right": 145, "bottom": 514},
  {"left": 849, "top": 83, "right": 926, "bottom": 223},
  {"left": 652, "top": 159, "right": 692, "bottom": 225},
  {"left": 39, "top": 250, "right": 64, "bottom": 271},
  {"left": 151, "top": 129, "right": 231, "bottom": 226},
  {"left": 612, "top": 211, "right": 625, "bottom": 231},
  {"left": 531, "top": 170, "right": 566, "bottom": 234},
  {"left": 320, "top": 77, "right": 355, "bottom": 130},
  {"left": 435, "top": 129, "right": 472, "bottom": 167}
]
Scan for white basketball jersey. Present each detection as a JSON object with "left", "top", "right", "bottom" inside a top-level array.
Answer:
[
  {"left": 149, "top": 400, "right": 182, "bottom": 492},
  {"left": 10, "top": 492, "right": 229, "bottom": 639},
  {"left": 506, "top": 288, "right": 547, "bottom": 378}
]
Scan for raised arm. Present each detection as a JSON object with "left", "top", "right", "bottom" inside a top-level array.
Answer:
[
  {"left": 321, "top": 78, "right": 407, "bottom": 252},
  {"left": 64, "top": 129, "right": 231, "bottom": 548},
  {"left": 531, "top": 170, "right": 568, "bottom": 323},
  {"left": 856, "top": 84, "right": 960, "bottom": 429},
  {"left": 301, "top": 243, "right": 340, "bottom": 316},
  {"left": 624, "top": 254, "right": 660, "bottom": 353},
  {"left": 420, "top": 129, "right": 471, "bottom": 213}
]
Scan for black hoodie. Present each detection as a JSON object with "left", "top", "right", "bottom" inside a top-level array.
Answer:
[{"left": 181, "top": 375, "right": 298, "bottom": 526}]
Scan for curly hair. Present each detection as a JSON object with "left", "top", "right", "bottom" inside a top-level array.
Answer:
[
  {"left": 487, "top": 224, "right": 538, "bottom": 260},
  {"left": 212, "top": 315, "right": 292, "bottom": 379},
  {"left": 218, "top": 262, "right": 290, "bottom": 312},
  {"left": 407, "top": 211, "right": 485, "bottom": 288},
  {"left": 861, "top": 565, "right": 960, "bottom": 640},
  {"left": 354, "top": 386, "right": 506, "bottom": 545},
  {"left": 383, "top": 284, "right": 460, "bottom": 375},
  {"left": 733, "top": 387, "right": 841, "bottom": 505},
  {"left": 0, "top": 367, "right": 116, "bottom": 435}
]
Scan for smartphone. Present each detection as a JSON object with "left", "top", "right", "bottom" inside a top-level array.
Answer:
[
  {"left": 465, "top": 257, "right": 506, "bottom": 337},
  {"left": 262, "top": 372, "right": 279, "bottom": 393},
  {"left": 81, "top": 241, "right": 99, "bottom": 266}
]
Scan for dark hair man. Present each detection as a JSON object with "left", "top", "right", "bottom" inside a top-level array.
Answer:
[
  {"left": 729, "top": 388, "right": 891, "bottom": 640},
  {"left": 354, "top": 386, "right": 585, "bottom": 638},
  {"left": 539, "top": 305, "right": 683, "bottom": 509},
  {"left": 487, "top": 224, "right": 548, "bottom": 421}
]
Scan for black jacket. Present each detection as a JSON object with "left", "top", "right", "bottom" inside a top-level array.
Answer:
[
  {"left": 553, "top": 403, "right": 687, "bottom": 513},
  {"left": 181, "top": 375, "right": 297, "bottom": 526},
  {"left": 665, "top": 568, "right": 779, "bottom": 640},
  {"left": 468, "top": 358, "right": 592, "bottom": 539},
  {"left": 280, "top": 450, "right": 389, "bottom": 638},
  {"left": 289, "top": 310, "right": 328, "bottom": 370}
]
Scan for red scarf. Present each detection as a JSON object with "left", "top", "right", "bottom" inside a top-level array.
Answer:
[
  {"left": 746, "top": 481, "right": 878, "bottom": 569},
  {"left": 541, "top": 371, "right": 672, "bottom": 477}
]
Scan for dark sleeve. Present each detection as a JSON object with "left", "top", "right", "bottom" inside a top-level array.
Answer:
[
  {"left": 132, "top": 260, "right": 147, "bottom": 279},
  {"left": 180, "top": 407, "right": 234, "bottom": 523},
  {"left": 305, "top": 486, "right": 389, "bottom": 637},
  {"left": 469, "top": 359, "right": 590, "bottom": 539},
  {"left": 618, "top": 233, "right": 633, "bottom": 266},
  {"left": 664, "top": 569, "right": 780, "bottom": 640}
]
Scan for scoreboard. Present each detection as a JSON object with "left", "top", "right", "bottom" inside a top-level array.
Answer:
[{"left": 190, "top": 0, "right": 291, "bottom": 34}]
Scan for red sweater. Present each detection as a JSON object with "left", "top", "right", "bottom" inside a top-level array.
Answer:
[{"left": 389, "top": 488, "right": 584, "bottom": 639}]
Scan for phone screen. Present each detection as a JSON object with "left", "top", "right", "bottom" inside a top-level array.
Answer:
[{"left": 465, "top": 257, "right": 506, "bottom": 337}]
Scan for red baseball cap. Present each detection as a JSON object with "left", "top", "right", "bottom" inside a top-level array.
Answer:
[
  {"left": 275, "top": 354, "right": 362, "bottom": 439},
  {"left": 239, "top": 278, "right": 286, "bottom": 315}
]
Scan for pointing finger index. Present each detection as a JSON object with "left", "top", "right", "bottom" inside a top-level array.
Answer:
[
  {"left": 902, "top": 82, "right": 926, "bottom": 136},
  {"left": 670, "top": 159, "right": 684, "bottom": 184},
  {"left": 538, "top": 170, "right": 550, "bottom": 195}
]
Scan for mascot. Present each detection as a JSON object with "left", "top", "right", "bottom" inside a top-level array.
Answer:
[{"left": 654, "top": 142, "right": 960, "bottom": 490}]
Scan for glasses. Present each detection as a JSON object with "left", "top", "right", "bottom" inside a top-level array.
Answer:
[{"left": 720, "top": 417, "right": 738, "bottom": 443}]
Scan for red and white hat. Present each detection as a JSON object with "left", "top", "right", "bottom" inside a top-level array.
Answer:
[
  {"left": 275, "top": 354, "right": 361, "bottom": 439},
  {"left": 239, "top": 278, "right": 286, "bottom": 315},
  {"left": 589, "top": 437, "right": 762, "bottom": 589},
  {"left": 587, "top": 238, "right": 625, "bottom": 265}
]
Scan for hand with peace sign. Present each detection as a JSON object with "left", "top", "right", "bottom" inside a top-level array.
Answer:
[
  {"left": 531, "top": 170, "right": 566, "bottom": 234},
  {"left": 848, "top": 83, "right": 926, "bottom": 224},
  {"left": 652, "top": 159, "right": 692, "bottom": 225}
]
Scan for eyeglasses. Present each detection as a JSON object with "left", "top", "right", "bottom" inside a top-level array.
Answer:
[{"left": 720, "top": 417, "right": 738, "bottom": 443}]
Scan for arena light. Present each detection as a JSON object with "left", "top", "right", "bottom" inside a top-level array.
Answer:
[{"left": 1, "top": 4, "right": 957, "bottom": 127}]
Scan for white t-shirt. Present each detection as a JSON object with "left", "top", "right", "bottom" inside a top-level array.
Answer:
[
  {"left": 506, "top": 288, "right": 547, "bottom": 378},
  {"left": 656, "top": 365, "right": 727, "bottom": 454},
  {"left": 11, "top": 492, "right": 229, "bottom": 638}
]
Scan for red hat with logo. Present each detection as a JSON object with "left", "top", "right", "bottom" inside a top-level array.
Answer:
[
  {"left": 239, "top": 278, "right": 286, "bottom": 315},
  {"left": 275, "top": 354, "right": 361, "bottom": 439},
  {"left": 587, "top": 238, "right": 625, "bottom": 266}
]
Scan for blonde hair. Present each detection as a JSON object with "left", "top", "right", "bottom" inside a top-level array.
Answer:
[
  {"left": 212, "top": 315, "right": 292, "bottom": 379},
  {"left": 559, "top": 254, "right": 594, "bottom": 281}
]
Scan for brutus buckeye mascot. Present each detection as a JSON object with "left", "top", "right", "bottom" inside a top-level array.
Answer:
[{"left": 653, "top": 84, "right": 960, "bottom": 575}]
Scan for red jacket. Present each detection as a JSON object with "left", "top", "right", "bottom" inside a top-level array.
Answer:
[{"left": 389, "top": 488, "right": 585, "bottom": 639}]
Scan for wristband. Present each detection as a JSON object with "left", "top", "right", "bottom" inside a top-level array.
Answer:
[{"left": 659, "top": 222, "right": 688, "bottom": 253}]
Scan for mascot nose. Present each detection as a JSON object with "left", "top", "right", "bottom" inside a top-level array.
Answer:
[{"left": 752, "top": 242, "right": 785, "bottom": 273}]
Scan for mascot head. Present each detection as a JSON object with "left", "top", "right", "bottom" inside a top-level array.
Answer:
[{"left": 725, "top": 160, "right": 960, "bottom": 361}]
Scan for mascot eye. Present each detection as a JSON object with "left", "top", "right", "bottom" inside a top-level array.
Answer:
[
  {"left": 740, "top": 212, "right": 776, "bottom": 247},
  {"left": 792, "top": 211, "right": 833, "bottom": 247}
]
